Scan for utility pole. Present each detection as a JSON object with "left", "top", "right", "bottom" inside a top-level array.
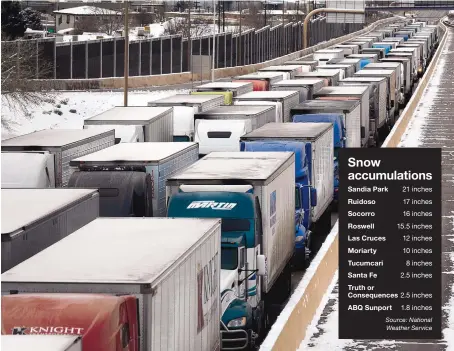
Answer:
[
  {"left": 264, "top": 0, "right": 267, "bottom": 27},
  {"left": 218, "top": 1, "right": 221, "bottom": 33},
  {"left": 188, "top": 0, "right": 193, "bottom": 89},
  {"left": 282, "top": 1, "right": 285, "bottom": 54},
  {"left": 124, "top": 0, "right": 129, "bottom": 107},
  {"left": 222, "top": 2, "right": 225, "bottom": 32},
  {"left": 238, "top": 2, "right": 242, "bottom": 66},
  {"left": 212, "top": 0, "right": 216, "bottom": 82}
]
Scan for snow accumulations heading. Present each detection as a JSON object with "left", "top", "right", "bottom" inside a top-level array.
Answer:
[
  {"left": 1, "top": 89, "right": 189, "bottom": 140},
  {"left": 399, "top": 34, "right": 451, "bottom": 147},
  {"left": 260, "top": 223, "right": 339, "bottom": 350}
]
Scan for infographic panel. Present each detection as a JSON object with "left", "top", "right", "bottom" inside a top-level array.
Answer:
[{"left": 339, "top": 148, "right": 441, "bottom": 340}]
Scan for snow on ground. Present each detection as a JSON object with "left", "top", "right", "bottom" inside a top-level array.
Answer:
[
  {"left": 1, "top": 89, "right": 189, "bottom": 140},
  {"left": 399, "top": 35, "right": 451, "bottom": 147}
]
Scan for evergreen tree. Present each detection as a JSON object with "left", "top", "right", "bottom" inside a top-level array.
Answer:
[
  {"left": 20, "top": 7, "right": 43, "bottom": 31},
  {"left": 1, "top": 1, "right": 26, "bottom": 39}
]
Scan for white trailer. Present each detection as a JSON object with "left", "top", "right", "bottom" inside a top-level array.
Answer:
[
  {"left": 282, "top": 60, "right": 317, "bottom": 72},
  {"left": 258, "top": 65, "right": 304, "bottom": 79},
  {"left": 334, "top": 44, "right": 360, "bottom": 55},
  {"left": 83, "top": 106, "right": 173, "bottom": 143},
  {"left": 194, "top": 82, "right": 253, "bottom": 96},
  {"left": 2, "top": 335, "right": 82, "bottom": 351},
  {"left": 380, "top": 57, "right": 412, "bottom": 97},
  {"left": 339, "top": 77, "right": 388, "bottom": 132},
  {"left": 239, "top": 123, "right": 334, "bottom": 223},
  {"left": 290, "top": 99, "right": 362, "bottom": 148},
  {"left": 1, "top": 188, "right": 99, "bottom": 273},
  {"left": 271, "top": 79, "right": 325, "bottom": 101},
  {"left": 234, "top": 72, "right": 286, "bottom": 86},
  {"left": 1, "top": 129, "right": 115, "bottom": 188},
  {"left": 194, "top": 105, "right": 276, "bottom": 155},
  {"left": 2, "top": 217, "right": 222, "bottom": 351},
  {"left": 69, "top": 142, "right": 199, "bottom": 217},
  {"left": 314, "top": 86, "right": 371, "bottom": 147},
  {"left": 313, "top": 49, "right": 345, "bottom": 64},
  {"left": 232, "top": 91, "right": 300, "bottom": 123},
  {"left": 147, "top": 94, "right": 224, "bottom": 141},
  {"left": 166, "top": 151, "right": 295, "bottom": 294},
  {"left": 295, "top": 71, "right": 341, "bottom": 86}
]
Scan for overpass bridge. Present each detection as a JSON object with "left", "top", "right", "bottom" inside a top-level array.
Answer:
[{"left": 364, "top": 1, "right": 454, "bottom": 11}]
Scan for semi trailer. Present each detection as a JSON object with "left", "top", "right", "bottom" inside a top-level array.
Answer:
[
  {"left": 1, "top": 129, "right": 115, "bottom": 188},
  {"left": 1, "top": 188, "right": 99, "bottom": 273},
  {"left": 166, "top": 151, "right": 295, "bottom": 349},
  {"left": 68, "top": 142, "right": 199, "bottom": 217},
  {"left": 2, "top": 217, "right": 222, "bottom": 351}
]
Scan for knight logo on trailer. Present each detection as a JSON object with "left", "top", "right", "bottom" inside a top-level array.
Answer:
[
  {"left": 11, "top": 326, "right": 85, "bottom": 335},
  {"left": 197, "top": 252, "right": 219, "bottom": 334},
  {"left": 187, "top": 201, "right": 237, "bottom": 210}
]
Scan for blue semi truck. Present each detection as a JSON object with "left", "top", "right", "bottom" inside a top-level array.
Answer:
[
  {"left": 239, "top": 122, "right": 334, "bottom": 267},
  {"left": 166, "top": 151, "right": 295, "bottom": 350}
]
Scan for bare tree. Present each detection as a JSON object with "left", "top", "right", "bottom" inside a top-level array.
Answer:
[
  {"left": 1, "top": 38, "right": 56, "bottom": 131},
  {"left": 164, "top": 17, "right": 212, "bottom": 38}
]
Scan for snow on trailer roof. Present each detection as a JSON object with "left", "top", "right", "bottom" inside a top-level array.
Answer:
[
  {"left": 70, "top": 142, "right": 197, "bottom": 165},
  {"left": 296, "top": 71, "right": 340, "bottom": 77},
  {"left": 2, "top": 189, "right": 98, "bottom": 236},
  {"left": 365, "top": 62, "right": 400, "bottom": 69},
  {"left": 84, "top": 106, "right": 172, "bottom": 125},
  {"left": 235, "top": 72, "right": 284, "bottom": 80},
  {"left": 195, "top": 105, "right": 274, "bottom": 116},
  {"left": 2, "top": 218, "right": 220, "bottom": 285},
  {"left": 355, "top": 69, "right": 395, "bottom": 77},
  {"left": 148, "top": 94, "right": 224, "bottom": 105},
  {"left": 315, "top": 49, "right": 344, "bottom": 54},
  {"left": 292, "top": 100, "right": 360, "bottom": 113},
  {"left": 241, "top": 122, "right": 333, "bottom": 141},
  {"left": 1, "top": 129, "right": 114, "bottom": 148},
  {"left": 167, "top": 152, "right": 294, "bottom": 183},
  {"left": 340, "top": 77, "right": 387, "bottom": 83},
  {"left": 234, "top": 91, "right": 299, "bottom": 99},
  {"left": 195, "top": 82, "right": 251, "bottom": 89},
  {"left": 259, "top": 65, "right": 303, "bottom": 71},
  {"left": 315, "top": 86, "right": 369, "bottom": 96},
  {"left": 273, "top": 79, "right": 325, "bottom": 86},
  {"left": 2, "top": 335, "right": 81, "bottom": 351}
]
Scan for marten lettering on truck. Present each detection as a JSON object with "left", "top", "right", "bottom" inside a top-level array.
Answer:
[
  {"left": 197, "top": 252, "right": 219, "bottom": 334},
  {"left": 187, "top": 201, "right": 237, "bottom": 210}
]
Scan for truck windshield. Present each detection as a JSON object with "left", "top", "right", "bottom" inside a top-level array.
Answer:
[
  {"left": 221, "top": 247, "right": 238, "bottom": 270},
  {"left": 295, "top": 187, "right": 301, "bottom": 210},
  {"left": 221, "top": 218, "right": 250, "bottom": 232}
]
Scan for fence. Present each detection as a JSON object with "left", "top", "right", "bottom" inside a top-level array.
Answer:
[{"left": 2, "top": 19, "right": 363, "bottom": 80}]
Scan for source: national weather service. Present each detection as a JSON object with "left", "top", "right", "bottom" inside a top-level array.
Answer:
[{"left": 338, "top": 148, "right": 441, "bottom": 340}]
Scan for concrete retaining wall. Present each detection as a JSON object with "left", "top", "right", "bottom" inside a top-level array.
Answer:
[
  {"left": 259, "top": 18, "right": 448, "bottom": 351},
  {"left": 35, "top": 17, "right": 400, "bottom": 91}
]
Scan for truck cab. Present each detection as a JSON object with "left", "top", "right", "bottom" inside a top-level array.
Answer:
[{"left": 167, "top": 188, "right": 266, "bottom": 350}]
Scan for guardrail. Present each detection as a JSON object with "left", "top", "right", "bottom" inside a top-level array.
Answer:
[{"left": 259, "top": 17, "right": 449, "bottom": 351}]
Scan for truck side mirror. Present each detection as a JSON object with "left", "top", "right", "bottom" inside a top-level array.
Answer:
[
  {"left": 311, "top": 188, "right": 317, "bottom": 207},
  {"left": 256, "top": 255, "right": 266, "bottom": 276}
]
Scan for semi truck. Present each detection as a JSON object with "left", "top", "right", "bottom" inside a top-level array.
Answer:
[
  {"left": 271, "top": 79, "right": 325, "bottom": 101},
  {"left": 68, "top": 142, "right": 199, "bottom": 217},
  {"left": 363, "top": 62, "right": 404, "bottom": 106},
  {"left": 194, "top": 105, "right": 276, "bottom": 156},
  {"left": 338, "top": 77, "right": 389, "bottom": 138},
  {"left": 83, "top": 107, "right": 173, "bottom": 143},
  {"left": 1, "top": 129, "right": 115, "bottom": 188},
  {"left": 380, "top": 56, "right": 412, "bottom": 100},
  {"left": 192, "top": 82, "right": 254, "bottom": 104},
  {"left": 313, "top": 49, "right": 345, "bottom": 64},
  {"left": 239, "top": 123, "right": 334, "bottom": 243},
  {"left": 258, "top": 65, "right": 303, "bottom": 79},
  {"left": 334, "top": 44, "right": 360, "bottom": 55},
  {"left": 232, "top": 91, "right": 300, "bottom": 123},
  {"left": 282, "top": 60, "right": 317, "bottom": 71},
  {"left": 166, "top": 151, "right": 295, "bottom": 349},
  {"left": 147, "top": 94, "right": 224, "bottom": 141},
  {"left": 314, "top": 86, "right": 372, "bottom": 147},
  {"left": 233, "top": 72, "right": 285, "bottom": 91},
  {"left": 2, "top": 217, "right": 222, "bottom": 351},
  {"left": 2, "top": 336, "right": 82, "bottom": 351},
  {"left": 294, "top": 71, "right": 341, "bottom": 86},
  {"left": 354, "top": 69, "right": 400, "bottom": 123},
  {"left": 1, "top": 188, "right": 99, "bottom": 273}
]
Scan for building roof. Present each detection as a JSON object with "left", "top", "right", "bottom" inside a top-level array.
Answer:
[{"left": 54, "top": 6, "right": 119, "bottom": 16}]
